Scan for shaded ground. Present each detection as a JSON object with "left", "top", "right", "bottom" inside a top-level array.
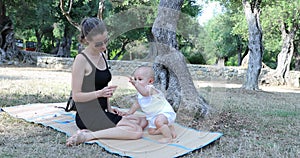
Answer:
[{"left": 0, "top": 66, "right": 299, "bottom": 158}]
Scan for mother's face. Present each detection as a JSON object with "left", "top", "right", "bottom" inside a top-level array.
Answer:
[{"left": 87, "top": 31, "right": 109, "bottom": 52}]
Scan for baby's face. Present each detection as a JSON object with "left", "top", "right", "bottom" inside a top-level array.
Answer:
[{"left": 133, "top": 69, "right": 152, "bottom": 87}]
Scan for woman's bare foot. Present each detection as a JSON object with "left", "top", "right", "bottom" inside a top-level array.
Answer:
[{"left": 66, "top": 129, "right": 92, "bottom": 147}]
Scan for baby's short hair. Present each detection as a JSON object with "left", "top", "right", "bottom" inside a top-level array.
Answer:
[{"left": 134, "top": 65, "right": 154, "bottom": 79}]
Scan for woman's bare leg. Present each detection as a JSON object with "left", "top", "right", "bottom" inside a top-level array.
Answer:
[
  {"left": 87, "top": 117, "right": 143, "bottom": 140},
  {"left": 125, "top": 115, "right": 148, "bottom": 130},
  {"left": 66, "top": 117, "right": 143, "bottom": 146}
]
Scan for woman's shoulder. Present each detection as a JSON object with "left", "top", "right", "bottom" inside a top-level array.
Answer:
[
  {"left": 73, "top": 53, "right": 91, "bottom": 68},
  {"left": 74, "top": 53, "right": 88, "bottom": 62},
  {"left": 75, "top": 53, "right": 86, "bottom": 59}
]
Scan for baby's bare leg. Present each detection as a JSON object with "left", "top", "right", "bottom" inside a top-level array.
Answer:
[
  {"left": 148, "top": 128, "right": 161, "bottom": 135},
  {"left": 154, "top": 114, "right": 173, "bottom": 143},
  {"left": 157, "top": 125, "right": 173, "bottom": 143},
  {"left": 169, "top": 125, "right": 176, "bottom": 138}
]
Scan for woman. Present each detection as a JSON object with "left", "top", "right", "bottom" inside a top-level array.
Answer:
[{"left": 66, "top": 17, "right": 147, "bottom": 146}]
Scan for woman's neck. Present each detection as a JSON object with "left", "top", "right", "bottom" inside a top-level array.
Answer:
[{"left": 84, "top": 47, "right": 100, "bottom": 57}]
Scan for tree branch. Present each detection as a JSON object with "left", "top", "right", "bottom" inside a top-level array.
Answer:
[
  {"left": 97, "top": 0, "right": 105, "bottom": 20},
  {"left": 59, "top": 0, "right": 80, "bottom": 31}
]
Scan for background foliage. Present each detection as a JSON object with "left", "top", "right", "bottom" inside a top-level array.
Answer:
[{"left": 3, "top": 0, "right": 300, "bottom": 69}]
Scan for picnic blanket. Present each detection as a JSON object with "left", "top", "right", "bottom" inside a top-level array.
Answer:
[{"left": 1, "top": 103, "right": 222, "bottom": 158}]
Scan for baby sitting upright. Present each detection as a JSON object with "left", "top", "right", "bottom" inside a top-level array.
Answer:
[{"left": 121, "top": 66, "right": 177, "bottom": 143}]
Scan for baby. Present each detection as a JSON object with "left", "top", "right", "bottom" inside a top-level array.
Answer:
[{"left": 123, "top": 66, "right": 176, "bottom": 143}]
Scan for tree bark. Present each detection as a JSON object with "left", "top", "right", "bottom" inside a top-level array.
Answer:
[
  {"left": 0, "top": 0, "right": 20, "bottom": 64},
  {"left": 35, "top": 28, "right": 42, "bottom": 52},
  {"left": 217, "top": 57, "right": 225, "bottom": 67},
  {"left": 236, "top": 35, "right": 245, "bottom": 66},
  {"left": 242, "top": 0, "right": 263, "bottom": 90},
  {"left": 97, "top": 0, "right": 105, "bottom": 20},
  {"left": 294, "top": 47, "right": 300, "bottom": 71},
  {"left": 261, "top": 23, "right": 297, "bottom": 86},
  {"left": 274, "top": 23, "right": 295, "bottom": 84},
  {"left": 59, "top": 0, "right": 80, "bottom": 31},
  {"left": 152, "top": 0, "right": 209, "bottom": 124},
  {"left": 143, "top": 29, "right": 157, "bottom": 61}
]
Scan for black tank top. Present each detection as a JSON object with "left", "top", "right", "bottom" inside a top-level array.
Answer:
[
  {"left": 94, "top": 53, "right": 111, "bottom": 110},
  {"left": 74, "top": 53, "right": 121, "bottom": 131}
]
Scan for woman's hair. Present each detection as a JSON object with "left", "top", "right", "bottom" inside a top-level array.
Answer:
[{"left": 78, "top": 17, "right": 107, "bottom": 44}]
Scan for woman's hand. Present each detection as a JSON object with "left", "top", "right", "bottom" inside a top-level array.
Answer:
[{"left": 95, "top": 85, "right": 117, "bottom": 98}]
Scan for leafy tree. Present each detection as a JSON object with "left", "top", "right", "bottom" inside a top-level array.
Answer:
[
  {"left": 211, "top": 0, "right": 264, "bottom": 90},
  {"left": 8, "top": 0, "right": 57, "bottom": 52},
  {"left": 0, "top": 0, "right": 17, "bottom": 63},
  {"left": 214, "top": 0, "right": 300, "bottom": 87},
  {"left": 260, "top": 0, "right": 300, "bottom": 86},
  {"left": 204, "top": 13, "right": 242, "bottom": 66},
  {"left": 58, "top": 0, "right": 100, "bottom": 57},
  {"left": 104, "top": 0, "right": 158, "bottom": 60},
  {"left": 60, "top": 0, "right": 203, "bottom": 62}
]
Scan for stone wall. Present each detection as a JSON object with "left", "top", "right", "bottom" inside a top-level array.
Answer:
[
  {"left": 37, "top": 56, "right": 300, "bottom": 87},
  {"left": 37, "top": 56, "right": 74, "bottom": 70}
]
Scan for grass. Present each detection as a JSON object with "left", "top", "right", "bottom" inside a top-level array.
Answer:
[{"left": 0, "top": 66, "right": 299, "bottom": 158}]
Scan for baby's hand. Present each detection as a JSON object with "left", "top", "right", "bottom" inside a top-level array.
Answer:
[
  {"left": 111, "top": 108, "right": 122, "bottom": 115},
  {"left": 128, "top": 76, "right": 136, "bottom": 86},
  {"left": 118, "top": 111, "right": 131, "bottom": 116}
]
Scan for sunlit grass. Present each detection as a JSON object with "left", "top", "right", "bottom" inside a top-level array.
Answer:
[{"left": 0, "top": 66, "right": 299, "bottom": 158}]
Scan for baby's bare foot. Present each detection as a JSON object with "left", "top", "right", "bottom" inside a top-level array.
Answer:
[
  {"left": 169, "top": 125, "right": 176, "bottom": 138},
  {"left": 158, "top": 137, "right": 172, "bottom": 144}
]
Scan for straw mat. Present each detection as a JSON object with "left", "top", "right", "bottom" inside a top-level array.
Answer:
[{"left": 2, "top": 103, "right": 222, "bottom": 158}]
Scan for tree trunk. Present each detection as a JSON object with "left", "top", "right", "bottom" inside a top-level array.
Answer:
[
  {"left": 294, "top": 47, "right": 300, "bottom": 71},
  {"left": 260, "top": 23, "right": 297, "bottom": 86},
  {"left": 97, "top": 0, "right": 105, "bottom": 20},
  {"left": 236, "top": 35, "right": 245, "bottom": 66},
  {"left": 242, "top": 0, "right": 263, "bottom": 90},
  {"left": 274, "top": 23, "right": 295, "bottom": 84},
  {"left": 56, "top": 25, "right": 72, "bottom": 57},
  {"left": 143, "top": 29, "right": 157, "bottom": 61},
  {"left": 35, "top": 28, "right": 42, "bottom": 52},
  {"left": 217, "top": 57, "right": 225, "bottom": 67},
  {"left": 0, "top": 1, "right": 36, "bottom": 65},
  {"left": 0, "top": 1, "right": 19, "bottom": 64},
  {"left": 152, "top": 0, "right": 209, "bottom": 124},
  {"left": 237, "top": 44, "right": 243, "bottom": 66}
]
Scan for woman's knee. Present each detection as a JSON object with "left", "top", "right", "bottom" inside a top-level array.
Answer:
[
  {"left": 133, "top": 128, "right": 143, "bottom": 139},
  {"left": 126, "top": 125, "right": 143, "bottom": 139},
  {"left": 118, "top": 119, "right": 143, "bottom": 139}
]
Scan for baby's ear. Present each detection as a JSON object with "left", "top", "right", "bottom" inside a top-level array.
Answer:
[{"left": 149, "top": 78, "right": 154, "bottom": 84}]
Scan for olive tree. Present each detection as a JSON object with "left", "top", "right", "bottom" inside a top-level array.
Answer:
[{"left": 151, "top": 0, "right": 209, "bottom": 123}]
